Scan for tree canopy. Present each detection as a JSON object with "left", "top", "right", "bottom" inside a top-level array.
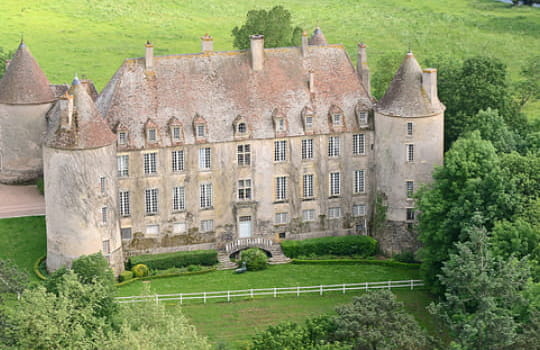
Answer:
[{"left": 231, "top": 6, "right": 302, "bottom": 50}]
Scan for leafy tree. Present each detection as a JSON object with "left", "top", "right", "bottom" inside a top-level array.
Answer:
[
  {"left": 334, "top": 289, "right": 430, "bottom": 350},
  {"left": 240, "top": 248, "right": 268, "bottom": 271},
  {"left": 232, "top": 6, "right": 302, "bottom": 50},
  {"left": 0, "top": 259, "right": 28, "bottom": 300},
  {"left": 429, "top": 222, "right": 531, "bottom": 350},
  {"left": 0, "top": 47, "right": 14, "bottom": 79},
  {"left": 463, "top": 108, "right": 518, "bottom": 153},
  {"left": 371, "top": 53, "right": 402, "bottom": 99},
  {"left": 514, "top": 56, "right": 540, "bottom": 108},
  {"left": 417, "top": 131, "right": 508, "bottom": 293}
]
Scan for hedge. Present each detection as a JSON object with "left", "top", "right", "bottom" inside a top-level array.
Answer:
[
  {"left": 115, "top": 267, "right": 216, "bottom": 287},
  {"left": 33, "top": 256, "right": 48, "bottom": 280},
  {"left": 128, "top": 250, "right": 218, "bottom": 270},
  {"left": 291, "top": 258, "right": 420, "bottom": 269},
  {"left": 281, "top": 235, "right": 378, "bottom": 258}
]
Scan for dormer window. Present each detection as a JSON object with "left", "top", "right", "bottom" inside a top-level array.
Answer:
[
  {"left": 305, "top": 116, "right": 313, "bottom": 128},
  {"left": 193, "top": 114, "right": 208, "bottom": 142},
  {"left": 196, "top": 125, "right": 205, "bottom": 137},
  {"left": 272, "top": 108, "right": 287, "bottom": 136},
  {"left": 278, "top": 119, "right": 285, "bottom": 131},
  {"left": 328, "top": 105, "right": 345, "bottom": 131},
  {"left": 301, "top": 105, "right": 315, "bottom": 133},
  {"left": 118, "top": 131, "right": 127, "bottom": 145},
  {"left": 145, "top": 118, "right": 159, "bottom": 144},
  {"left": 172, "top": 126, "right": 181, "bottom": 140},
  {"left": 333, "top": 114, "right": 342, "bottom": 125},
  {"left": 355, "top": 103, "right": 369, "bottom": 127},
  {"left": 233, "top": 115, "right": 250, "bottom": 139},
  {"left": 237, "top": 123, "right": 247, "bottom": 134},
  {"left": 168, "top": 117, "right": 183, "bottom": 144}
]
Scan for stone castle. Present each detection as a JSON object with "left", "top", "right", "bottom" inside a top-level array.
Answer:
[{"left": 0, "top": 29, "right": 444, "bottom": 273}]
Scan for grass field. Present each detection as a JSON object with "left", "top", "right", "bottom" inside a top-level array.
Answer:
[
  {"left": 0, "top": 216, "right": 46, "bottom": 280},
  {"left": 0, "top": 0, "right": 538, "bottom": 93}
]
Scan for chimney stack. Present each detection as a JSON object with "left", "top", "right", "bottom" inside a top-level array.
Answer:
[
  {"left": 201, "top": 33, "right": 213, "bottom": 52},
  {"left": 301, "top": 31, "right": 308, "bottom": 56},
  {"left": 357, "top": 43, "right": 371, "bottom": 95},
  {"left": 249, "top": 35, "right": 264, "bottom": 71},
  {"left": 309, "top": 70, "right": 315, "bottom": 93},
  {"left": 145, "top": 41, "right": 154, "bottom": 70},
  {"left": 422, "top": 68, "right": 438, "bottom": 105}
]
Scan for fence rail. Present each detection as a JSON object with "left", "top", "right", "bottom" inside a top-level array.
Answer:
[{"left": 115, "top": 279, "right": 424, "bottom": 304}]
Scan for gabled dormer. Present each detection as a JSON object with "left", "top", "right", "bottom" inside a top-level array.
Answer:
[
  {"left": 168, "top": 116, "right": 183, "bottom": 144},
  {"left": 115, "top": 121, "right": 129, "bottom": 147},
  {"left": 144, "top": 118, "right": 159, "bottom": 145},
  {"left": 233, "top": 115, "right": 250, "bottom": 139},
  {"left": 272, "top": 108, "right": 288, "bottom": 137},
  {"left": 301, "top": 105, "right": 315, "bottom": 134},
  {"left": 193, "top": 113, "right": 208, "bottom": 143},
  {"left": 355, "top": 102, "right": 370, "bottom": 128},
  {"left": 328, "top": 105, "right": 345, "bottom": 132}
]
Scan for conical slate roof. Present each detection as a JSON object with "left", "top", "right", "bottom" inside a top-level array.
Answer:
[
  {"left": 47, "top": 77, "right": 115, "bottom": 149},
  {"left": 0, "top": 42, "right": 55, "bottom": 105},
  {"left": 308, "top": 27, "right": 327, "bottom": 46},
  {"left": 377, "top": 52, "right": 443, "bottom": 117}
]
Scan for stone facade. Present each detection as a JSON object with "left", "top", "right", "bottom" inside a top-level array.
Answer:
[{"left": 0, "top": 28, "right": 444, "bottom": 272}]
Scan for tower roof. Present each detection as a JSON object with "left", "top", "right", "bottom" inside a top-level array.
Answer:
[
  {"left": 308, "top": 27, "right": 328, "bottom": 46},
  {"left": 46, "top": 79, "right": 115, "bottom": 149},
  {"left": 0, "top": 41, "right": 55, "bottom": 105},
  {"left": 377, "top": 52, "right": 443, "bottom": 117}
]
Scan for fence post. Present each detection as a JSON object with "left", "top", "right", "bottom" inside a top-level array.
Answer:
[
  {"left": 365, "top": 282, "right": 368, "bottom": 291},
  {"left": 204, "top": 292, "right": 206, "bottom": 304},
  {"left": 227, "top": 290, "right": 230, "bottom": 302},
  {"left": 155, "top": 295, "right": 158, "bottom": 304},
  {"left": 274, "top": 287, "right": 277, "bottom": 298},
  {"left": 388, "top": 280, "right": 391, "bottom": 290},
  {"left": 410, "top": 280, "right": 413, "bottom": 290},
  {"left": 250, "top": 288, "right": 253, "bottom": 298},
  {"left": 297, "top": 286, "right": 300, "bottom": 297},
  {"left": 320, "top": 285, "right": 323, "bottom": 296},
  {"left": 180, "top": 293, "right": 183, "bottom": 305},
  {"left": 343, "top": 283, "right": 346, "bottom": 294}
]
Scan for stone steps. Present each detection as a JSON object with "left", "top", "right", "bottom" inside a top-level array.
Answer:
[
  {"left": 217, "top": 243, "right": 291, "bottom": 269},
  {"left": 217, "top": 251, "right": 238, "bottom": 270}
]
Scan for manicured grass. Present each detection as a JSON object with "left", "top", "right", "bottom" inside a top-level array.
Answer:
[
  {"left": 116, "top": 262, "right": 420, "bottom": 296},
  {"left": 0, "top": 216, "right": 46, "bottom": 280},
  {"left": 175, "top": 290, "right": 439, "bottom": 349}
]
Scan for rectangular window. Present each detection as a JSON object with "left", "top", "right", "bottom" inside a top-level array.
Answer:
[
  {"left": 305, "top": 116, "right": 313, "bottom": 129},
  {"left": 354, "top": 170, "right": 366, "bottom": 193},
  {"left": 119, "top": 190, "right": 130, "bottom": 217},
  {"left": 196, "top": 125, "right": 205, "bottom": 137},
  {"left": 145, "top": 188, "right": 158, "bottom": 215},
  {"left": 172, "top": 126, "right": 181, "bottom": 141},
  {"left": 328, "top": 136, "right": 340, "bottom": 157},
  {"left": 407, "top": 144, "right": 414, "bottom": 162},
  {"left": 301, "top": 139, "right": 313, "bottom": 160},
  {"left": 275, "top": 176, "right": 288, "bottom": 201},
  {"left": 200, "top": 219, "right": 214, "bottom": 232},
  {"left": 102, "top": 240, "right": 110, "bottom": 255},
  {"left": 358, "top": 111, "right": 368, "bottom": 125},
  {"left": 173, "top": 222, "right": 186, "bottom": 234},
  {"left": 274, "top": 140, "right": 287, "bottom": 161},
  {"left": 406, "top": 208, "right": 415, "bottom": 221},
  {"left": 146, "top": 224, "right": 160, "bottom": 235},
  {"left": 118, "top": 131, "right": 127, "bottom": 145},
  {"left": 303, "top": 174, "right": 314, "bottom": 198},
  {"left": 200, "top": 183, "right": 213, "bottom": 209},
  {"left": 120, "top": 227, "right": 132, "bottom": 240},
  {"left": 274, "top": 212, "right": 289, "bottom": 225},
  {"left": 199, "top": 147, "right": 211, "bottom": 170},
  {"left": 302, "top": 209, "right": 315, "bottom": 222},
  {"left": 330, "top": 172, "right": 341, "bottom": 196},
  {"left": 353, "top": 134, "right": 366, "bottom": 155},
  {"left": 100, "top": 176, "right": 106, "bottom": 193},
  {"left": 117, "top": 155, "right": 129, "bottom": 177},
  {"left": 172, "top": 150, "right": 184, "bottom": 172},
  {"left": 101, "top": 207, "right": 108, "bottom": 224},
  {"left": 407, "top": 122, "right": 413, "bottom": 136},
  {"left": 147, "top": 128, "right": 157, "bottom": 143},
  {"left": 406, "top": 181, "right": 414, "bottom": 198},
  {"left": 173, "top": 186, "right": 185, "bottom": 211},
  {"left": 353, "top": 204, "right": 367, "bottom": 217},
  {"left": 328, "top": 207, "right": 342, "bottom": 219},
  {"left": 333, "top": 114, "right": 342, "bottom": 125},
  {"left": 238, "top": 179, "right": 252, "bottom": 200},
  {"left": 237, "top": 144, "right": 251, "bottom": 166},
  {"left": 143, "top": 152, "right": 157, "bottom": 175}
]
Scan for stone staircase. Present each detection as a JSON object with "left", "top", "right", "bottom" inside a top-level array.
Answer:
[
  {"left": 267, "top": 244, "right": 292, "bottom": 265},
  {"left": 217, "top": 239, "right": 291, "bottom": 270},
  {"left": 217, "top": 251, "right": 238, "bottom": 270}
]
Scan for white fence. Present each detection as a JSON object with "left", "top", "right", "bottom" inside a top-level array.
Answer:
[{"left": 115, "top": 279, "right": 424, "bottom": 305}]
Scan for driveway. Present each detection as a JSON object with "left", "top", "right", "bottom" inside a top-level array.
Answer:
[{"left": 0, "top": 184, "right": 45, "bottom": 219}]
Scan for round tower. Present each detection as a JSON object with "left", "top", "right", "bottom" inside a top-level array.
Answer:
[
  {"left": 0, "top": 41, "right": 56, "bottom": 184},
  {"left": 374, "top": 52, "right": 444, "bottom": 254},
  {"left": 43, "top": 77, "right": 123, "bottom": 274}
]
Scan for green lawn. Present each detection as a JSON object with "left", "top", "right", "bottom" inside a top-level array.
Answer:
[{"left": 0, "top": 216, "right": 46, "bottom": 280}]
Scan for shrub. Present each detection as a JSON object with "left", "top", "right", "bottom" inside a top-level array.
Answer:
[
  {"left": 128, "top": 250, "right": 218, "bottom": 270},
  {"left": 240, "top": 248, "right": 268, "bottom": 271},
  {"left": 187, "top": 264, "right": 202, "bottom": 272},
  {"left": 281, "top": 235, "right": 378, "bottom": 259},
  {"left": 131, "top": 264, "right": 150, "bottom": 278},
  {"left": 118, "top": 271, "right": 133, "bottom": 282},
  {"left": 35, "top": 177, "right": 44, "bottom": 195},
  {"left": 71, "top": 253, "right": 115, "bottom": 287},
  {"left": 393, "top": 251, "right": 418, "bottom": 263}
]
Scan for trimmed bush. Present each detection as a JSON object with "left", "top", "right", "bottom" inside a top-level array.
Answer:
[
  {"left": 119, "top": 270, "right": 133, "bottom": 282},
  {"left": 240, "top": 248, "right": 268, "bottom": 271},
  {"left": 281, "top": 235, "right": 378, "bottom": 259},
  {"left": 132, "top": 264, "right": 150, "bottom": 278},
  {"left": 393, "top": 251, "right": 418, "bottom": 263},
  {"left": 128, "top": 250, "right": 218, "bottom": 270},
  {"left": 291, "top": 258, "right": 420, "bottom": 269}
]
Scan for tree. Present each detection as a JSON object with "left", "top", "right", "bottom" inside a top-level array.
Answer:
[
  {"left": 0, "top": 47, "right": 14, "bottom": 79},
  {"left": 417, "top": 131, "right": 508, "bottom": 293},
  {"left": 463, "top": 108, "right": 518, "bottom": 153},
  {"left": 232, "top": 6, "right": 302, "bottom": 50},
  {"left": 334, "top": 289, "right": 430, "bottom": 350},
  {"left": 0, "top": 259, "right": 28, "bottom": 300},
  {"left": 240, "top": 248, "right": 268, "bottom": 271},
  {"left": 514, "top": 56, "right": 540, "bottom": 109},
  {"left": 429, "top": 222, "right": 531, "bottom": 350}
]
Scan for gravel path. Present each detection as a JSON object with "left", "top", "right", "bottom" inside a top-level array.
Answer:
[{"left": 0, "top": 184, "right": 45, "bottom": 218}]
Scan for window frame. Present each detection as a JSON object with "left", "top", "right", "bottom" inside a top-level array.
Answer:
[
  {"left": 301, "top": 139, "right": 313, "bottom": 160},
  {"left": 328, "top": 136, "right": 341, "bottom": 157},
  {"left": 406, "top": 144, "right": 414, "bottom": 162},
  {"left": 145, "top": 188, "right": 159, "bottom": 215},
  {"left": 353, "top": 134, "right": 366, "bottom": 155},
  {"left": 237, "top": 144, "right": 251, "bottom": 166},
  {"left": 354, "top": 170, "right": 366, "bottom": 194},
  {"left": 171, "top": 150, "right": 185, "bottom": 172},
  {"left": 199, "top": 147, "right": 211, "bottom": 170},
  {"left": 200, "top": 183, "right": 213, "bottom": 209},
  {"left": 274, "top": 140, "right": 287, "bottom": 162},
  {"left": 119, "top": 190, "right": 130, "bottom": 217},
  {"left": 172, "top": 186, "right": 185, "bottom": 212},
  {"left": 329, "top": 171, "right": 341, "bottom": 196},
  {"left": 143, "top": 152, "right": 158, "bottom": 175},
  {"left": 117, "top": 155, "right": 129, "bottom": 177},
  {"left": 238, "top": 179, "right": 252, "bottom": 201},
  {"left": 303, "top": 174, "right": 314, "bottom": 198},
  {"left": 275, "top": 176, "right": 288, "bottom": 201}
]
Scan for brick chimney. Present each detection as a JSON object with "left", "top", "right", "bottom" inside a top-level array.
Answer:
[
  {"left": 250, "top": 34, "right": 264, "bottom": 71},
  {"left": 301, "top": 31, "right": 308, "bottom": 56},
  {"left": 422, "top": 68, "right": 438, "bottom": 105},
  {"left": 357, "top": 43, "right": 370, "bottom": 95},
  {"left": 201, "top": 33, "right": 213, "bottom": 52},
  {"left": 145, "top": 41, "right": 154, "bottom": 70},
  {"left": 309, "top": 70, "right": 315, "bottom": 93}
]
